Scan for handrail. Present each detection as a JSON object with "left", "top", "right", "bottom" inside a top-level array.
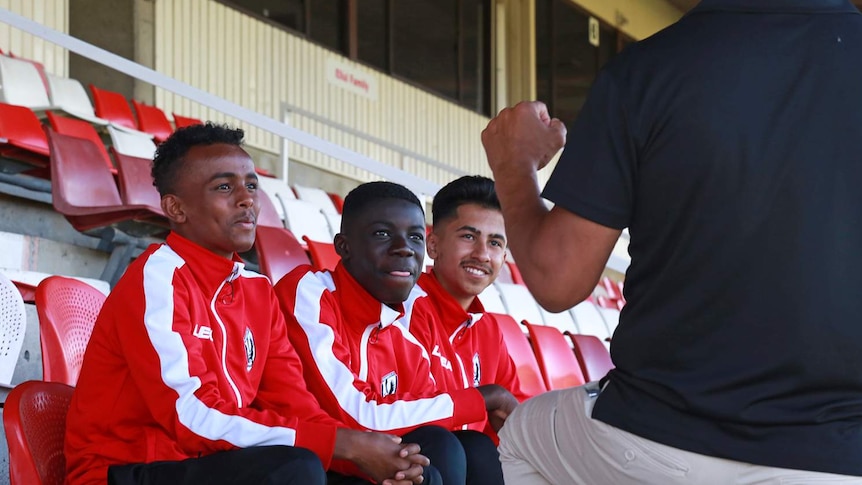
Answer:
[{"left": 0, "top": 8, "right": 442, "bottom": 196}]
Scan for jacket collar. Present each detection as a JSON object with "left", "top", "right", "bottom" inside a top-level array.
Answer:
[
  {"left": 690, "top": 0, "right": 858, "bottom": 15},
  {"left": 332, "top": 262, "right": 405, "bottom": 330},
  {"left": 165, "top": 232, "right": 245, "bottom": 296},
  {"left": 418, "top": 271, "right": 486, "bottom": 335}
]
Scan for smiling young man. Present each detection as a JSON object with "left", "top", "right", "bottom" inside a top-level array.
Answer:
[
  {"left": 415, "top": 175, "right": 529, "bottom": 406},
  {"left": 64, "top": 124, "right": 429, "bottom": 485},
  {"left": 274, "top": 181, "right": 518, "bottom": 485}
]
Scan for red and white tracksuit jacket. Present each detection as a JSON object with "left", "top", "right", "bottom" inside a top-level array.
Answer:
[
  {"left": 65, "top": 233, "right": 340, "bottom": 485},
  {"left": 412, "top": 272, "right": 532, "bottom": 435},
  {"left": 274, "top": 263, "right": 487, "bottom": 437}
]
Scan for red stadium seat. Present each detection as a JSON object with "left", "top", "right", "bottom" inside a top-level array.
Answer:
[
  {"left": 3, "top": 380, "right": 74, "bottom": 485},
  {"left": 493, "top": 313, "right": 547, "bottom": 398},
  {"left": 303, "top": 237, "right": 340, "bottom": 271},
  {"left": 0, "top": 102, "right": 50, "bottom": 171},
  {"left": 109, "top": 147, "right": 165, "bottom": 219},
  {"left": 254, "top": 226, "right": 311, "bottom": 285},
  {"left": 132, "top": 100, "right": 172, "bottom": 143},
  {"left": 89, "top": 84, "right": 137, "bottom": 130},
  {"left": 46, "top": 112, "right": 115, "bottom": 173},
  {"left": 567, "top": 333, "right": 614, "bottom": 382},
  {"left": 524, "top": 321, "right": 586, "bottom": 390},
  {"left": 46, "top": 127, "right": 155, "bottom": 231},
  {"left": 172, "top": 113, "right": 203, "bottom": 129},
  {"left": 505, "top": 261, "right": 525, "bottom": 285},
  {"left": 35, "top": 276, "right": 106, "bottom": 386},
  {"left": 328, "top": 192, "right": 344, "bottom": 213},
  {"left": 257, "top": 189, "right": 285, "bottom": 229}
]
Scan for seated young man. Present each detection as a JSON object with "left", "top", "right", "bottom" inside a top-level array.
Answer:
[
  {"left": 64, "top": 124, "right": 430, "bottom": 485},
  {"left": 274, "top": 181, "right": 517, "bottom": 485},
  {"left": 414, "top": 175, "right": 532, "bottom": 439}
]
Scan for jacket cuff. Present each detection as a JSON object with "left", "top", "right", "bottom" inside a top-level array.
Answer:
[
  {"left": 450, "top": 387, "right": 487, "bottom": 427},
  {"left": 294, "top": 421, "right": 338, "bottom": 469}
]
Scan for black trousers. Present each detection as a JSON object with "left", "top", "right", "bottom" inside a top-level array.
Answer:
[
  {"left": 453, "top": 430, "right": 504, "bottom": 485},
  {"left": 107, "top": 445, "right": 326, "bottom": 485}
]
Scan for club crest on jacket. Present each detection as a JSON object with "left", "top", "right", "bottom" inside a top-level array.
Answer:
[{"left": 244, "top": 327, "right": 255, "bottom": 371}]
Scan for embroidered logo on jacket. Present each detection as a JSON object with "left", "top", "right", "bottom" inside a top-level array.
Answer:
[
  {"left": 381, "top": 371, "right": 398, "bottom": 397},
  {"left": 472, "top": 352, "right": 481, "bottom": 387},
  {"left": 192, "top": 324, "right": 213, "bottom": 340},
  {"left": 244, "top": 327, "right": 255, "bottom": 371}
]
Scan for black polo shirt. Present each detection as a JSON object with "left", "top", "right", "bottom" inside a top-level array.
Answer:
[{"left": 543, "top": 0, "right": 862, "bottom": 475}]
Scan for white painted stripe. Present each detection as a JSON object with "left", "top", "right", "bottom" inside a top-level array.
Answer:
[
  {"left": 141, "top": 245, "right": 298, "bottom": 447},
  {"left": 293, "top": 271, "right": 457, "bottom": 431}
]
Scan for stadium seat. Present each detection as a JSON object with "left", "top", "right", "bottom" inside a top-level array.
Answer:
[
  {"left": 132, "top": 100, "right": 173, "bottom": 143},
  {"left": 257, "top": 189, "right": 285, "bottom": 229},
  {"left": 497, "top": 283, "right": 546, "bottom": 326},
  {"left": 539, "top": 306, "right": 579, "bottom": 335},
  {"left": 46, "top": 128, "right": 153, "bottom": 231},
  {"left": 0, "top": 55, "right": 51, "bottom": 110},
  {"left": 0, "top": 271, "right": 27, "bottom": 387},
  {"left": 89, "top": 84, "right": 137, "bottom": 131},
  {"left": 109, "top": 147, "right": 165, "bottom": 218},
  {"left": 478, "top": 283, "right": 507, "bottom": 314},
  {"left": 505, "top": 260, "right": 525, "bottom": 285},
  {"left": 570, "top": 300, "right": 611, "bottom": 342},
  {"left": 256, "top": 175, "right": 297, "bottom": 224},
  {"left": 303, "top": 237, "right": 340, "bottom": 271},
  {"left": 35, "top": 276, "right": 106, "bottom": 385},
  {"left": 328, "top": 192, "right": 344, "bottom": 213},
  {"left": 172, "top": 113, "right": 203, "bottom": 128},
  {"left": 45, "top": 74, "right": 108, "bottom": 126},
  {"left": 282, "top": 198, "right": 334, "bottom": 244},
  {"left": 3, "top": 380, "right": 74, "bottom": 485},
  {"left": 595, "top": 295, "right": 621, "bottom": 335},
  {"left": 0, "top": 102, "right": 50, "bottom": 170},
  {"left": 45, "top": 112, "right": 115, "bottom": 172},
  {"left": 322, "top": 212, "right": 342, "bottom": 239},
  {"left": 254, "top": 226, "right": 311, "bottom": 285},
  {"left": 493, "top": 313, "right": 547, "bottom": 398},
  {"left": 293, "top": 184, "right": 340, "bottom": 214},
  {"left": 567, "top": 333, "right": 614, "bottom": 382},
  {"left": 107, "top": 125, "right": 157, "bottom": 160},
  {"left": 524, "top": 321, "right": 586, "bottom": 390}
]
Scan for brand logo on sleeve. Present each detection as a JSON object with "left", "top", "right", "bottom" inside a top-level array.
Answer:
[
  {"left": 192, "top": 324, "right": 213, "bottom": 340},
  {"left": 244, "top": 327, "right": 255, "bottom": 371},
  {"left": 381, "top": 371, "right": 398, "bottom": 397},
  {"left": 472, "top": 353, "right": 482, "bottom": 387}
]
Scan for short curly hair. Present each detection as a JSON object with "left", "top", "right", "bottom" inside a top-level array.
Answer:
[{"left": 151, "top": 122, "right": 245, "bottom": 196}]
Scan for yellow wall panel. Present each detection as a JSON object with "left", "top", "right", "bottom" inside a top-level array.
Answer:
[
  {"left": 154, "top": 0, "right": 488, "bottom": 186},
  {"left": 0, "top": 0, "right": 68, "bottom": 75}
]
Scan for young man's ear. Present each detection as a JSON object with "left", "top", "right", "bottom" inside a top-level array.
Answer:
[
  {"left": 426, "top": 231, "right": 440, "bottom": 259},
  {"left": 161, "top": 195, "right": 187, "bottom": 225},
  {"left": 334, "top": 233, "right": 349, "bottom": 259}
]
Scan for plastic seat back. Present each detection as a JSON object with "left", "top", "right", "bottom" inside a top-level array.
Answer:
[
  {"left": 255, "top": 226, "right": 311, "bottom": 285},
  {"left": 567, "top": 333, "right": 614, "bottom": 382},
  {"left": 293, "top": 184, "right": 340, "bottom": 214},
  {"left": 570, "top": 300, "right": 611, "bottom": 341},
  {"left": 303, "top": 237, "right": 341, "bottom": 271},
  {"left": 282, "top": 199, "right": 334, "bottom": 244},
  {"left": 89, "top": 84, "right": 136, "bottom": 130},
  {"left": 524, "top": 321, "right": 585, "bottom": 390},
  {"left": 46, "top": 112, "right": 114, "bottom": 171},
  {"left": 3, "top": 380, "right": 74, "bottom": 485},
  {"left": 257, "top": 189, "right": 285, "bottom": 229},
  {"left": 478, "top": 283, "right": 507, "bottom": 314},
  {"left": 107, "top": 125, "right": 157, "bottom": 160},
  {"left": 0, "top": 102, "right": 50, "bottom": 159},
  {"left": 497, "top": 283, "right": 546, "bottom": 325},
  {"left": 132, "top": 100, "right": 173, "bottom": 142},
  {"left": 45, "top": 74, "right": 105, "bottom": 125},
  {"left": 109, "top": 147, "right": 164, "bottom": 216},
  {"left": 0, "top": 271, "right": 27, "bottom": 386},
  {"left": 493, "top": 313, "right": 547, "bottom": 398},
  {"left": 0, "top": 56, "right": 51, "bottom": 109},
  {"left": 172, "top": 113, "right": 203, "bottom": 128},
  {"left": 35, "top": 276, "right": 106, "bottom": 385},
  {"left": 540, "top": 306, "right": 578, "bottom": 334}
]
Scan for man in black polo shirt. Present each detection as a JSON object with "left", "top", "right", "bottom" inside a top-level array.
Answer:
[{"left": 481, "top": 1, "right": 862, "bottom": 483}]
